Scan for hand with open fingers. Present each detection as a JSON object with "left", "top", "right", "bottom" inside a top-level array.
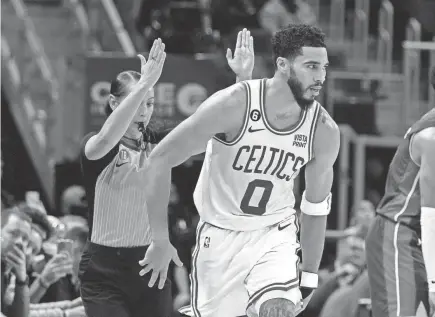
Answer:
[
  {"left": 137, "top": 38, "right": 167, "bottom": 87},
  {"left": 5, "top": 244, "right": 27, "bottom": 282},
  {"left": 226, "top": 28, "right": 255, "bottom": 79},
  {"left": 40, "top": 252, "right": 74, "bottom": 286},
  {"left": 138, "top": 240, "right": 183, "bottom": 289}
]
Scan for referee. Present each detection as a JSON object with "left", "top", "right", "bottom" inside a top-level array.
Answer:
[{"left": 78, "top": 39, "right": 182, "bottom": 317}]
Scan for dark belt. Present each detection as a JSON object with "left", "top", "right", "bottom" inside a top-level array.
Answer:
[{"left": 85, "top": 241, "right": 149, "bottom": 258}]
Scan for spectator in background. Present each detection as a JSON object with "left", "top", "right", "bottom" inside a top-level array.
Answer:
[
  {"left": 259, "top": 0, "right": 295, "bottom": 34},
  {"left": 18, "top": 204, "right": 74, "bottom": 304},
  {"left": 211, "top": 0, "right": 262, "bottom": 36},
  {"left": 168, "top": 183, "right": 195, "bottom": 312},
  {"left": 1, "top": 208, "right": 31, "bottom": 317},
  {"left": 292, "top": 0, "right": 316, "bottom": 25},
  {"left": 16, "top": 203, "right": 53, "bottom": 260},
  {"left": 1, "top": 154, "right": 16, "bottom": 209},
  {"left": 365, "top": 157, "right": 386, "bottom": 206},
  {"left": 135, "top": 0, "right": 210, "bottom": 53},
  {"left": 60, "top": 215, "right": 89, "bottom": 232},
  {"left": 349, "top": 200, "right": 376, "bottom": 238},
  {"left": 60, "top": 186, "right": 87, "bottom": 218},
  {"left": 319, "top": 271, "right": 370, "bottom": 317},
  {"left": 259, "top": 0, "right": 316, "bottom": 35},
  {"left": 40, "top": 224, "right": 88, "bottom": 303},
  {"left": 134, "top": 0, "right": 170, "bottom": 48}
]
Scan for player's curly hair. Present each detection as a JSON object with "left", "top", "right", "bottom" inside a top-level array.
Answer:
[{"left": 271, "top": 24, "right": 326, "bottom": 68}]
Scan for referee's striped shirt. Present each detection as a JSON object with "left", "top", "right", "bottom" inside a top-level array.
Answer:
[{"left": 80, "top": 129, "right": 170, "bottom": 247}]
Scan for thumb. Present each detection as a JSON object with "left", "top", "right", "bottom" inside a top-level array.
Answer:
[
  {"left": 172, "top": 251, "right": 183, "bottom": 267},
  {"left": 137, "top": 54, "right": 147, "bottom": 67},
  {"left": 138, "top": 255, "right": 149, "bottom": 266},
  {"left": 226, "top": 48, "right": 232, "bottom": 61}
]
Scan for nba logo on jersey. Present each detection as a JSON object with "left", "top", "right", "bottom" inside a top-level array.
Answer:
[
  {"left": 119, "top": 149, "right": 130, "bottom": 161},
  {"left": 204, "top": 237, "right": 211, "bottom": 248}
]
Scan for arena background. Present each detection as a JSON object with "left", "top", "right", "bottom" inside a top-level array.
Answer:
[{"left": 1, "top": 0, "right": 434, "bottom": 316}]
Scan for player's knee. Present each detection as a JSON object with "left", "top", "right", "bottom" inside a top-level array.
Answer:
[{"left": 259, "top": 298, "right": 296, "bottom": 317}]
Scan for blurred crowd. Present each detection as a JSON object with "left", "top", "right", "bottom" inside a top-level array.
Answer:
[
  {"left": 1, "top": 195, "right": 88, "bottom": 317},
  {"left": 0, "top": 179, "right": 200, "bottom": 317},
  {"left": 2, "top": 0, "right": 423, "bottom": 316},
  {"left": 131, "top": 0, "right": 317, "bottom": 54}
]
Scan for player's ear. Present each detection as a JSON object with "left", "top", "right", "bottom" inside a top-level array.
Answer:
[{"left": 276, "top": 57, "right": 288, "bottom": 73}]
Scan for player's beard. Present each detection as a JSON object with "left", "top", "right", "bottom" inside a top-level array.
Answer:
[{"left": 287, "top": 66, "right": 316, "bottom": 109}]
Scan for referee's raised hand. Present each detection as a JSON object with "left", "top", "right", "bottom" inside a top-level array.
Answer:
[
  {"left": 137, "top": 38, "right": 167, "bottom": 87},
  {"left": 139, "top": 239, "right": 183, "bottom": 289}
]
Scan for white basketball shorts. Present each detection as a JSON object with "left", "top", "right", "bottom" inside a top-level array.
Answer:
[{"left": 179, "top": 215, "right": 302, "bottom": 317}]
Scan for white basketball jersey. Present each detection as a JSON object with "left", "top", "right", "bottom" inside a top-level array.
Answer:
[{"left": 193, "top": 79, "right": 321, "bottom": 231}]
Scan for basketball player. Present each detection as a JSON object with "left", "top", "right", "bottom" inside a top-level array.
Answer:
[
  {"left": 139, "top": 24, "right": 340, "bottom": 317},
  {"left": 365, "top": 67, "right": 435, "bottom": 317}
]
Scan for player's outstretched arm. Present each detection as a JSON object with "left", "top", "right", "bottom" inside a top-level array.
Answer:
[
  {"left": 413, "top": 127, "right": 435, "bottom": 306},
  {"left": 138, "top": 84, "right": 246, "bottom": 289},
  {"left": 144, "top": 84, "right": 245, "bottom": 224},
  {"left": 148, "top": 83, "right": 245, "bottom": 169},
  {"left": 299, "top": 108, "right": 340, "bottom": 306}
]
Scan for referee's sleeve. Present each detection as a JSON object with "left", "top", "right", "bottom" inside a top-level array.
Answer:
[{"left": 80, "top": 132, "right": 120, "bottom": 180}]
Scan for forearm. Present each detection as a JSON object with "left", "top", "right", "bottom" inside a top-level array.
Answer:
[
  {"left": 30, "top": 299, "right": 76, "bottom": 310},
  {"left": 148, "top": 127, "right": 207, "bottom": 169},
  {"left": 99, "top": 80, "right": 153, "bottom": 144},
  {"left": 29, "top": 277, "right": 49, "bottom": 303},
  {"left": 300, "top": 213, "right": 328, "bottom": 273},
  {"left": 9, "top": 285, "right": 30, "bottom": 317},
  {"left": 174, "top": 266, "right": 190, "bottom": 294},
  {"left": 146, "top": 164, "right": 172, "bottom": 241},
  {"left": 29, "top": 307, "right": 63, "bottom": 317}
]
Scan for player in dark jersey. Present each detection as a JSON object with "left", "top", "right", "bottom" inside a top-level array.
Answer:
[{"left": 365, "top": 68, "right": 435, "bottom": 317}]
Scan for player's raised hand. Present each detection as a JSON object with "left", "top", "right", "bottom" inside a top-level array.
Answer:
[
  {"left": 138, "top": 239, "right": 183, "bottom": 289},
  {"left": 137, "top": 38, "right": 167, "bottom": 87},
  {"left": 226, "top": 28, "right": 255, "bottom": 79}
]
